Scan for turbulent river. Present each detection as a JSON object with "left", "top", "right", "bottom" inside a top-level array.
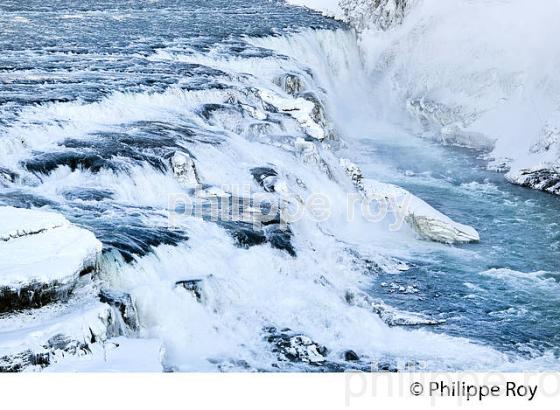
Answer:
[{"left": 1, "top": 0, "right": 559, "bottom": 371}]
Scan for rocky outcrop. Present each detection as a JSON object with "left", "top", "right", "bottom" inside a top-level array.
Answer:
[
  {"left": 0, "top": 207, "right": 102, "bottom": 313},
  {"left": 364, "top": 179, "right": 480, "bottom": 244},
  {"left": 506, "top": 126, "right": 560, "bottom": 195},
  {"left": 257, "top": 88, "right": 328, "bottom": 140},
  {"left": 340, "top": 0, "right": 413, "bottom": 31},
  {"left": 506, "top": 166, "right": 560, "bottom": 196},
  {"left": 0, "top": 207, "right": 135, "bottom": 371},
  {"left": 340, "top": 159, "right": 479, "bottom": 244},
  {"left": 0, "top": 300, "right": 121, "bottom": 372},
  {"left": 250, "top": 167, "right": 289, "bottom": 195},
  {"left": 265, "top": 327, "right": 328, "bottom": 365},
  {"left": 274, "top": 73, "right": 305, "bottom": 96},
  {"left": 175, "top": 279, "right": 204, "bottom": 302},
  {"left": 99, "top": 289, "right": 140, "bottom": 331}
]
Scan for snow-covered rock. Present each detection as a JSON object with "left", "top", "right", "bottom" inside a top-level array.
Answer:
[
  {"left": 0, "top": 206, "right": 69, "bottom": 241},
  {"left": 363, "top": 179, "right": 480, "bottom": 243},
  {"left": 250, "top": 167, "right": 290, "bottom": 195},
  {"left": 274, "top": 73, "right": 306, "bottom": 96},
  {"left": 0, "top": 207, "right": 102, "bottom": 312},
  {"left": 340, "top": 0, "right": 413, "bottom": 31},
  {"left": 0, "top": 299, "right": 120, "bottom": 371},
  {"left": 257, "top": 88, "right": 327, "bottom": 140},
  {"left": 266, "top": 328, "right": 328, "bottom": 365},
  {"left": 99, "top": 289, "right": 140, "bottom": 332},
  {"left": 170, "top": 151, "right": 200, "bottom": 186},
  {"left": 506, "top": 166, "right": 560, "bottom": 196},
  {"left": 340, "top": 159, "right": 479, "bottom": 244},
  {"left": 340, "top": 158, "right": 364, "bottom": 187}
]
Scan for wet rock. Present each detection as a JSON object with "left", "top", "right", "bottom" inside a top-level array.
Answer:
[
  {"left": 99, "top": 289, "right": 139, "bottom": 331},
  {"left": 0, "top": 349, "right": 51, "bottom": 372},
  {"left": 250, "top": 166, "right": 290, "bottom": 195},
  {"left": 340, "top": 158, "right": 364, "bottom": 188},
  {"left": 266, "top": 327, "right": 328, "bottom": 365},
  {"left": 22, "top": 151, "right": 119, "bottom": 175},
  {"left": 250, "top": 167, "right": 278, "bottom": 192},
  {"left": 175, "top": 279, "right": 204, "bottom": 302},
  {"left": 375, "top": 360, "right": 399, "bottom": 372},
  {"left": 220, "top": 220, "right": 268, "bottom": 248},
  {"left": 0, "top": 167, "right": 18, "bottom": 187},
  {"left": 1, "top": 280, "right": 76, "bottom": 314},
  {"left": 264, "top": 225, "right": 296, "bottom": 257},
  {"left": 218, "top": 220, "right": 294, "bottom": 256},
  {"left": 300, "top": 91, "right": 331, "bottom": 134},
  {"left": 344, "top": 350, "right": 360, "bottom": 362},
  {"left": 82, "top": 212, "right": 188, "bottom": 263}
]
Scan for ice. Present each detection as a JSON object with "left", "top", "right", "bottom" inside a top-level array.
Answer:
[
  {"left": 0, "top": 207, "right": 102, "bottom": 289},
  {"left": 44, "top": 337, "right": 163, "bottom": 372}
]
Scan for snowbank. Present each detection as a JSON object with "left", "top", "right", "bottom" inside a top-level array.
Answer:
[{"left": 0, "top": 207, "right": 102, "bottom": 311}]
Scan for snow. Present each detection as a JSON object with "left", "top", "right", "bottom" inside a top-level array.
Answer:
[
  {"left": 0, "top": 206, "right": 69, "bottom": 241},
  {"left": 362, "top": 179, "right": 480, "bottom": 244},
  {"left": 44, "top": 337, "right": 163, "bottom": 372},
  {"left": 257, "top": 88, "right": 327, "bottom": 140},
  {"left": 0, "top": 206, "right": 102, "bottom": 288},
  {"left": 287, "top": 0, "right": 344, "bottom": 20},
  {"left": 338, "top": 158, "right": 479, "bottom": 243},
  {"left": 0, "top": 299, "right": 114, "bottom": 358}
]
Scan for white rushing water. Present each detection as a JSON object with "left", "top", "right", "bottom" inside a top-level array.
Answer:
[
  {"left": 2, "top": 0, "right": 559, "bottom": 372},
  {"left": 89, "top": 29, "right": 556, "bottom": 371}
]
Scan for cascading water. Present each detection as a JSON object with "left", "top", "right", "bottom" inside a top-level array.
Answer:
[{"left": 1, "top": 0, "right": 559, "bottom": 372}]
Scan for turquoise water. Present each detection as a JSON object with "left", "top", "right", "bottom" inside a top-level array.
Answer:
[{"left": 354, "top": 132, "right": 560, "bottom": 359}]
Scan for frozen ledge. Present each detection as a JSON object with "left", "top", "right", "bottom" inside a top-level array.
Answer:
[
  {"left": 0, "top": 206, "right": 102, "bottom": 312},
  {"left": 340, "top": 159, "right": 479, "bottom": 244},
  {"left": 363, "top": 179, "right": 480, "bottom": 244}
]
